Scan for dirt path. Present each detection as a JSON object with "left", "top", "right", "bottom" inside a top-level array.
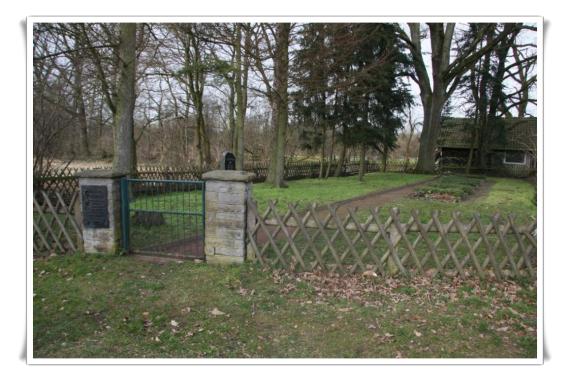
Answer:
[
  {"left": 464, "top": 179, "right": 493, "bottom": 202},
  {"left": 252, "top": 177, "right": 439, "bottom": 248},
  {"left": 314, "top": 176, "right": 438, "bottom": 218}
]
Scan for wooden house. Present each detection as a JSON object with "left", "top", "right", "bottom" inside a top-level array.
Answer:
[{"left": 437, "top": 117, "right": 537, "bottom": 177}]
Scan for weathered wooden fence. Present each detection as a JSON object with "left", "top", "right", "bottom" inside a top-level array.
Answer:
[
  {"left": 246, "top": 199, "right": 537, "bottom": 280},
  {"left": 33, "top": 190, "right": 83, "bottom": 256},
  {"left": 34, "top": 159, "right": 413, "bottom": 203}
]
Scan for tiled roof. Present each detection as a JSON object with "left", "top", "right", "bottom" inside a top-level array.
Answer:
[{"left": 437, "top": 117, "right": 537, "bottom": 151}]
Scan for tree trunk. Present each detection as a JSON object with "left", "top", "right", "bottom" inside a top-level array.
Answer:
[
  {"left": 480, "top": 25, "right": 517, "bottom": 169},
  {"left": 266, "top": 101, "right": 278, "bottom": 185},
  {"left": 195, "top": 101, "right": 211, "bottom": 169},
  {"left": 72, "top": 58, "right": 90, "bottom": 158},
  {"left": 358, "top": 143, "right": 366, "bottom": 182},
  {"left": 228, "top": 81, "right": 236, "bottom": 152},
  {"left": 403, "top": 129, "right": 414, "bottom": 171},
  {"left": 112, "top": 23, "right": 137, "bottom": 176},
  {"left": 325, "top": 126, "right": 335, "bottom": 178},
  {"left": 334, "top": 137, "right": 346, "bottom": 177},
  {"left": 415, "top": 91, "right": 445, "bottom": 173},
  {"left": 319, "top": 124, "right": 326, "bottom": 178},
  {"left": 234, "top": 23, "right": 248, "bottom": 170},
  {"left": 266, "top": 23, "right": 291, "bottom": 188},
  {"left": 382, "top": 142, "right": 388, "bottom": 172}
]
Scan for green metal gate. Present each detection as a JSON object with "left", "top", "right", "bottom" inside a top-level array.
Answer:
[{"left": 120, "top": 178, "right": 205, "bottom": 259}]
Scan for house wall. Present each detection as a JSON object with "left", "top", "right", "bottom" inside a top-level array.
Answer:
[{"left": 440, "top": 148, "right": 534, "bottom": 178}]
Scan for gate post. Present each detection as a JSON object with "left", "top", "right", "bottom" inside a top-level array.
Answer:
[
  {"left": 76, "top": 169, "right": 126, "bottom": 254},
  {"left": 202, "top": 170, "right": 255, "bottom": 264}
]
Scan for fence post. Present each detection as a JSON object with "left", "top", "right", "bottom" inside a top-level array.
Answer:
[
  {"left": 202, "top": 170, "right": 255, "bottom": 264},
  {"left": 387, "top": 209, "right": 401, "bottom": 276},
  {"left": 76, "top": 169, "right": 127, "bottom": 254}
]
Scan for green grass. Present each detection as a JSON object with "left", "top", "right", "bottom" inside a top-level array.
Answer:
[
  {"left": 33, "top": 255, "right": 537, "bottom": 358},
  {"left": 127, "top": 189, "right": 204, "bottom": 253},
  {"left": 252, "top": 172, "right": 433, "bottom": 213},
  {"left": 252, "top": 173, "right": 536, "bottom": 222},
  {"left": 386, "top": 176, "right": 536, "bottom": 222}
]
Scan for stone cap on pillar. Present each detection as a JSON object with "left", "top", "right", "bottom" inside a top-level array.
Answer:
[
  {"left": 202, "top": 170, "right": 255, "bottom": 182},
  {"left": 76, "top": 169, "right": 129, "bottom": 179}
]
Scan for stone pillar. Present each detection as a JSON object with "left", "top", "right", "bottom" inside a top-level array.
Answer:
[
  {"left": 76, "top": 170, "right": 126, "bottom": 254},
  {"left": 202, "top": 170, "right": 255, "bottom": 264}
]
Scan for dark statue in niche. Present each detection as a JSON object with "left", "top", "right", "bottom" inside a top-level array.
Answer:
[{"left": 222, "top": 151, "right": 236, "bottom": 170}]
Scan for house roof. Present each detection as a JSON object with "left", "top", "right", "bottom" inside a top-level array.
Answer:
[{"left": 437, "top": 117, "right": 537, "bottom": 151}]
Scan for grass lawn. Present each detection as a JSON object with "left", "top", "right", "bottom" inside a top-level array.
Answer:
[
  {"left": 252, "top": 172, "right": 433, "bottom": 213},
  {"left": 33, "top": 255, "right": 537, "bottom": 358},
  {"left": 385, "top": 176, "right": 536, "bottom": 222},
  {"left": 253, "top": 174, "right": 536, "bottom": 222}
]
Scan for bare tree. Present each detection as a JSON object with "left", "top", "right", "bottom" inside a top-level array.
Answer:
[
  {"left": 248, "top": 23, "right": 292, "bottom": 187},
  {"left": 112, "top": 23, "right": 138, "bottom": 174},
  {"left": 397, "top": 23, "right": 526, "bottom": 172}
]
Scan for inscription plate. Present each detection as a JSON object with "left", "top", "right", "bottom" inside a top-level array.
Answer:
[{"left": 81, "top": 185, "right": 109, "bottom": 228}]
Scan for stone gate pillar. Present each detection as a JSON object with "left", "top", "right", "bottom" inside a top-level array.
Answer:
[
  {"left": 76, "top": 169, "right": 126, "bottom": 254},
  {"left": 202, "top": 170, "right": 255, "bottom": 264}
]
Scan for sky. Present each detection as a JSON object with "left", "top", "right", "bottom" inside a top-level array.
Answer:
[{"left": 403, "top": 22, "right": 537, "bottom": 125}]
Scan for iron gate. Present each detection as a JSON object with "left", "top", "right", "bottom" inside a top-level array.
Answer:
[{"left": 120, "top": 178, "right": 205, "bottom": 259}]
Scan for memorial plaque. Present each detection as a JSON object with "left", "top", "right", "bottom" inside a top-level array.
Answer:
[
  {"left": 81, "top": 185, "right": 109, "bottom": 228},
  {"left": 223, "top": 151, "right": 236, "bottom": 170}
]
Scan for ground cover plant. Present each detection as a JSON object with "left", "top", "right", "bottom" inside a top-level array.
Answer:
[
  {"left": 411, "top": 175, "right": 485, "bottom": 202},
  {"left": 33, "top": 255, "right": 537, "bottom": 358}
]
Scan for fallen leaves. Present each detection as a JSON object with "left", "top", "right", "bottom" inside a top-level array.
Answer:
[
  {"left": 210, "top": 308, "right": 226, "bottom": 316},
  {"left": 362, "top": 270, "right": 378, "bottom": 278}
]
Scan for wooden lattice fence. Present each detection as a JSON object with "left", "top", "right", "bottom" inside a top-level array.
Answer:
[
  {"left": 33, "top": 190, "right": 83, "bottom": 256},
  {"left": 33, "top": 160, "right": 408, "bottom": 201},
  {"left": 246, "top": 199, "right": 537, "bottom": 280}
]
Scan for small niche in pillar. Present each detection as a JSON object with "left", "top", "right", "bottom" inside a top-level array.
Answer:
[{"left": 222, "top": 151, "right": 236, "bottom": 170}]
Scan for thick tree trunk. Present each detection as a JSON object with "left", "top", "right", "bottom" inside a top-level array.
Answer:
[
  {"left": 334, "top": 137, "right": 347, "bottom": 177},
  {"left": 266, "top": 23, "right": 291, "bottom": 188},
  {"left": 234, "top": 24, "right": 248, "bottom": 170},
  {"left": 415, "top": 92, "right": 445, "bottom": 173},
  {"left": 112, "top": 23, "right": 137, "bottom": 176},
  {"left": 266, "top": 101, "right": 278, "bottom": 185}
]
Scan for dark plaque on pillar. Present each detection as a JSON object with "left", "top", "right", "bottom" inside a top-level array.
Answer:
[
  {"left": 222, "top": 151, "right": 236, "bottom": 170},
  {"left": 81, "top": 185, "right": 109, "bottom": 228}
]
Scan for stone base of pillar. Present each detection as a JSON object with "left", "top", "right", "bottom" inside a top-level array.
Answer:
[
  {"left": 202, "top": 170, "right": 255, "bottom": 264},
  {"left": 77, "top": 170, "right": 126, "bottom": 254}
]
